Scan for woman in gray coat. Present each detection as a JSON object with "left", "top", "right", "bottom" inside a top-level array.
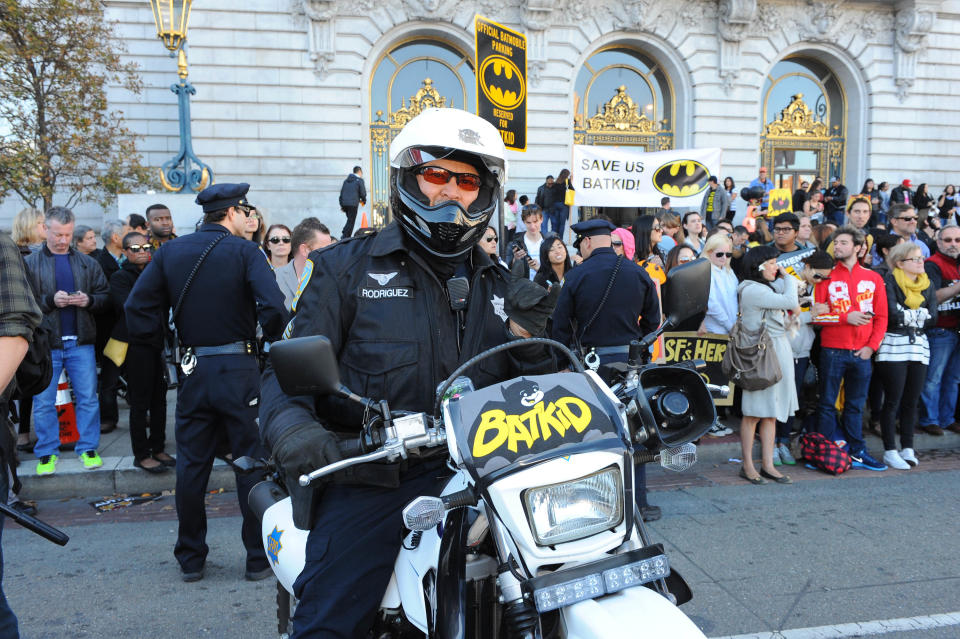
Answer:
[{"left": 737, "top": 245, "right": 799, "bottom": 485}]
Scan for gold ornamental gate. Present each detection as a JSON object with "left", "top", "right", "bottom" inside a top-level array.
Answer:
[{"left": 760, "top": 93, "right": 845, "bottom": 191}]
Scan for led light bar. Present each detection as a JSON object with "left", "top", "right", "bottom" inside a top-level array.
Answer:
[{"left": 523, "top": 545, "right": 670, "bottom": 613}]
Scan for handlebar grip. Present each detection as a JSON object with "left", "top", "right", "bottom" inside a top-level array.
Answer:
[{"left": 337, "top": 438, "right": 364, "bottom": 457}]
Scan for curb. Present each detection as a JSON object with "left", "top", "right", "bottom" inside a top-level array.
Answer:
[{"left": 19, "top": 456, "right": 237, "bottom": 500}]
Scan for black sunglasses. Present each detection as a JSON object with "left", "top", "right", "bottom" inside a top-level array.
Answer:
[
  {"left": 811, "top": 273, "right": 828, "bottom": 280},
  {"left": 125, "top": 244, "right": 149, "bottom": 253},
  {"left": 483, "top": 235, "right": 497, "bottom": 243},
  {"left": 268, "top": 237, "right": 291, "bottom": 244},
  {"left": 714, "top": 251, "right": 732, "bottom": 258},
  {"left": 236, "top": 205, "right": 253, "bottom": 218}
]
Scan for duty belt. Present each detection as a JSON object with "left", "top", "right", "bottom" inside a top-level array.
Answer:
[
  {"left": 582, "top": 344, "right": 630, "bottom": 371},
  {"left": 191, "top": 340, "right": 257, "bottom": 357}
]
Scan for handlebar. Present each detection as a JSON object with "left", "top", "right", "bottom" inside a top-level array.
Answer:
[{"left": 299, "top": 415, "right": 446, "bottom": 487}]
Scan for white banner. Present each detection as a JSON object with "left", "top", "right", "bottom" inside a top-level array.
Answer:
[{"left": 572, "top": 145, "right": 722, "bottom": 208}]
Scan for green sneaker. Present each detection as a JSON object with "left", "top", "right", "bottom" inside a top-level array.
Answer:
[
  {"left": 81, "top": 450, "right": 103, "bottom": 470},
  {"left": 36, "top": 455, "right": 57, "bottom": 476}
]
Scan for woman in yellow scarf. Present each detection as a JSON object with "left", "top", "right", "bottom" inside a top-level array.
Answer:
[{"left": 874, "top": 242, "right": 938, "bottom": 470}]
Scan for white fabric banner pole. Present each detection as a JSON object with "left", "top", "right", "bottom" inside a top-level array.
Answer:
[{"left": 572, "top": 145, "right": 722, "bottom": 208}]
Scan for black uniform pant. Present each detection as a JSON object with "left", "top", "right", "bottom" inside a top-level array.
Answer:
[
  {"left": 340, "top": 205, "right": 359, "bottom": 240},
  {"left": 292, "top": 460, "right": 446, "bottom": 638},
  {"left": 126, "top": 344, "right": 167, "bottom": 461},
  {"left": 173, "top": 354, "right": 267, "bottom": 573}
]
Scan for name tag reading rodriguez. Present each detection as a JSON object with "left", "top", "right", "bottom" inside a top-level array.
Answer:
[{"left": 358, "top": 287, "right": 415, "bottom": 299}]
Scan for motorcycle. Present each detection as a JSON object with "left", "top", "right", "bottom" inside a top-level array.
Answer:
[{"left": 247, "top": 257, "right": 724, "bottom": 638}]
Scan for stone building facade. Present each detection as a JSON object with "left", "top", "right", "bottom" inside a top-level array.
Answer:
[{"left": 3, "top": 0, "right": 958, "bottom": 232}]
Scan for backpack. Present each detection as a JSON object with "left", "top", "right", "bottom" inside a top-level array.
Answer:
[
  {"left": 14, "top": 259, "right": 53, "bottom": 397},
  {"left": 800, "top": 432, "right": 851, "bottom": 475}
]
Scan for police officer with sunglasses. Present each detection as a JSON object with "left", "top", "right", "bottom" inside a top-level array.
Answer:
[
  {"left": 259, "top": 108, "right": 559, "bottom": 637},
  {"left": 125, "top": 182, "right": 288, "bottom": 583}
]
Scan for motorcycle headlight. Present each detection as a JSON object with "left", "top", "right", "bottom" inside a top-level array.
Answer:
[{"left": 523, "top": 466, "right": 623, "bottom": 546}]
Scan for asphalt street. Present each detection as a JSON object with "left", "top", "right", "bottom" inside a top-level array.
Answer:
[{"left": 3, "top": 459, "right": 958, "bottom": 638}]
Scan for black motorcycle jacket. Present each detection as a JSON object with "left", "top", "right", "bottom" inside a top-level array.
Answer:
[{"left": 260, "top": 222, "right": 555, "bottom": 452}]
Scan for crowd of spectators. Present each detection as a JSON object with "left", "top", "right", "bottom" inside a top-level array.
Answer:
[
  {"left": 498, "top": 172, "right": 960, "bottom": 481},
  {"left": 5, "top": 171, "right": 959, "bottom": 489}
]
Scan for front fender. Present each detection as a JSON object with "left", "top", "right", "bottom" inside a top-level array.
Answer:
[{"left": 561, "top": 586, "right": 705, "bottom": 638}]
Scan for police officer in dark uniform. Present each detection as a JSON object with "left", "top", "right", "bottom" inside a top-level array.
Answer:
[
  {"left": 551, "top": 218, "right": 663, "bottom": 521},
  {"left": 259, "top": 108, "right": 557, "bottom": 638},
  {"left": 125, "top": 183, "right": 288, "bottom": 582}
]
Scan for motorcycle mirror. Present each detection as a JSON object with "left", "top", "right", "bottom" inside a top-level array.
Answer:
[
  {"left": 634, "top": 366, "right": 716, "bottom": 449},
  {"left": 402, "top": 496, "right": 446, "bottom": 531},
  {"left": 662, "top": 258, "right": 711, "bottom": 325},
  {"left": 269, "top": 335, "right": 343, "bottom": 396}
]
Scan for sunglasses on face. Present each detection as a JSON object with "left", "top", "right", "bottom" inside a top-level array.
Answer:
[
  {"left": 652, "top": 226, "right": 662, "bottom": 231},
  {"left": 415, "top": 166, "right": 482, "bottom": 191},
  {"left": 678, "top": 256, "right": 694, "bottom": 263},
  {"left": 811, "top": 273, "right": 828, "bottom": 280},
  {"left": 483, "top": 235, "right": 497, "bottom": 243},
  {"left": 773, "top": 227, "right": 795, "bottom": 233},
  {"left": 236, "top": 205, "right": 253, "bottom": 217},
  {"left": 268, "top": 237, "right": 291, "bottom": 244},
  {"left": 125, "top": 244, "right": 149, "bottom": 253},
  {"left": 714, "top": 252, "right": 732, "bottom": 258},
  {"left": 896, "top": 216, "right": 918, "bottom": 222},
  {"left": 612, "top": 240, "right": 623, "bottom": 247}
]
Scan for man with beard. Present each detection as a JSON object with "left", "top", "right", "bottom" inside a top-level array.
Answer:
[
  {"left": 812, "top": 226, "right": 888, "bottom": 471},
  {"left": 145, "top": 203, "right": 176, "bottom": 250}
]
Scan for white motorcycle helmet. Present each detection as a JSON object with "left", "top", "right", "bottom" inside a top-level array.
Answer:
[{"left": 389, "top": 108, "right": 507, "bottom": 258}]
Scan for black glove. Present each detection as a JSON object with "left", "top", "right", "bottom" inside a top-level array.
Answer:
[
  {"left": 271, "top": 421, "right": 343, "bottom": 484},
  {"left": 505, "top": 260, "right": 562, "bottom": 337}
]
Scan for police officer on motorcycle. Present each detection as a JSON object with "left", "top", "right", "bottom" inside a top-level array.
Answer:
[
  {"left": 551, "top": 218, "right": 663, "bottom": 521},
  {"left": 259, "top": 108, "right": 559, "bottom": 638}
]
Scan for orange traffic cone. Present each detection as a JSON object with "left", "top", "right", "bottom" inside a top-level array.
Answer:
[
  {"left": 56, "top": 370, "right": 79, "bottom": 449},
  {"left": 360, "top": 210, "right": 369, "bottom": 229}
]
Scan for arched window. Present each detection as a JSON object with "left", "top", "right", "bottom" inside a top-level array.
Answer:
[
  {"left": 573, "top": 47, "right": 674, "bottom": 151},
  {"left": 369, "top": 40, "right": 474, "bottom": 226},
  {"left": 760, "top": 58, "right": 845, "bottom": 192}
]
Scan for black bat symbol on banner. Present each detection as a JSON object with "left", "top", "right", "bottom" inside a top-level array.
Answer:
[{"left": 652, "top": 160, "right": 710, "bottom": 198}]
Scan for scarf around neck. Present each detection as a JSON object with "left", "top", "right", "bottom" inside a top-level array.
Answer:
[{"left": 893, "top": 267, "right": 929, "bottom": 309}]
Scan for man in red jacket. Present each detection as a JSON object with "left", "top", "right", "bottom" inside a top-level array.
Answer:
[{"left": 813, "top": 225, "right": 889, "bottom": 471}]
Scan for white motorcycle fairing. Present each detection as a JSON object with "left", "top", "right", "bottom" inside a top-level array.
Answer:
[
  {"left": 261, "top": 497, "right": 308, "bottom": 594},
  {"left": 561, "top": 586, "right": 706, "bottom": 638}
]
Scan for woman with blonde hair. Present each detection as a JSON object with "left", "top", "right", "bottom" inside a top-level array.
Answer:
[
  {"left": 874, "top": 241, "right": 938, "bottom": 469},
  {"left": 12, "top": 207, "right": 45, "bottom": 254}
]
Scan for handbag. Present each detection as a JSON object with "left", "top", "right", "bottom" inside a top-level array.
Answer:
[
  {"left": 564, "top": 180, "right": 575, "bottom": 206},
  {"left": 721, "top": 288, "right": 782, "bottom": 391},
  {"left": 800, "top": 432, "right": 851, "bottom": 475}
]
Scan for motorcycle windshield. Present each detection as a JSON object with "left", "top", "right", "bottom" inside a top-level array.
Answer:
[{"left": 448, "top": 372, "right": 628, "bottom": 482}]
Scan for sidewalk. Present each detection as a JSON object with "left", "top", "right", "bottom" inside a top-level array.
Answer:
[
  {"left": 16, "top": 394, "right": 236, "bottom": 500},
  {"left": 15, "top": 395, "right": 960, "bottom": 500}
]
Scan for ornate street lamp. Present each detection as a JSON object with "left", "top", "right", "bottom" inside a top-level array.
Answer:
[{"left": 149, "top": 0, "right": 213, "bottom": 192}]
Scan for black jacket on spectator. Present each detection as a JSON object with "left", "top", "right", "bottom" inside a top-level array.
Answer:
[
  {"left": 338, "top": 173, "right": 366, "bottom": 207},
  {"left": 24, "top": 246, "right": 109, "bottom": 346},
  {"left": 109, "top": 261, "right": 149, "bottom": 346},
  {"left": 890, "top": 185, "right": 914, "bottom": 205},
  {"left": 881, "top": 270, "right": 937, "bottom": 336}
]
